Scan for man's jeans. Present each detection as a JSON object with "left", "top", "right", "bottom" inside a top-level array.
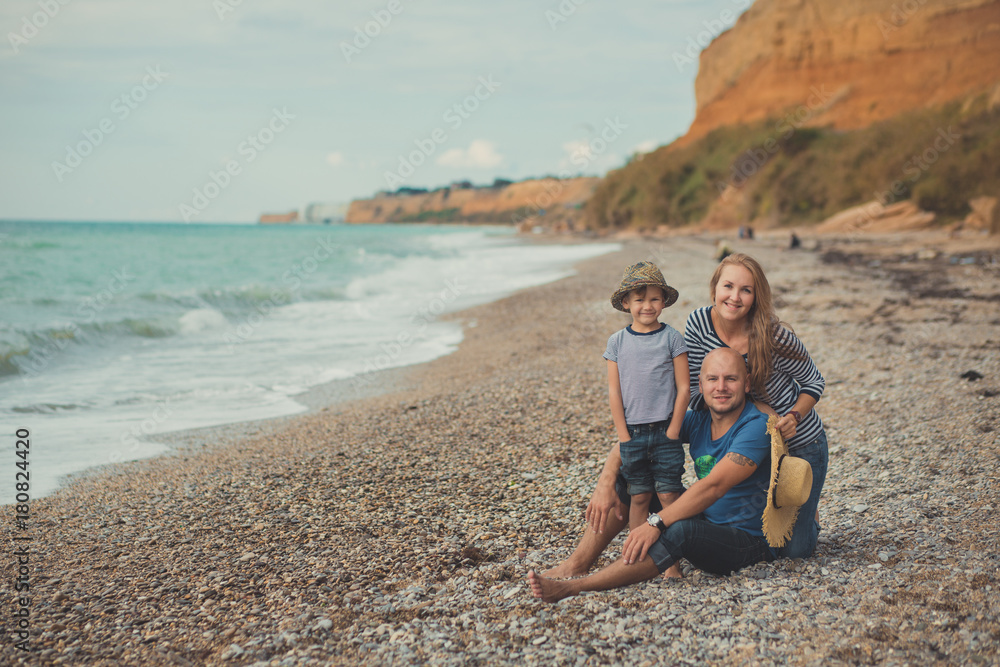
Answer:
[
  {"left": 616, "top": 477, "right": 773, "bottom": 575},
  {"left": 647, "top": 516, "right": 775, "bottom": 575}
]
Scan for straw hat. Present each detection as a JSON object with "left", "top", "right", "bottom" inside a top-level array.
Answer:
[
  {"left": 762, "top": 415, "right": 813, "bottom": 548},
  {"left": 610, "top": 261, "right": 679, "bottom": 312}
]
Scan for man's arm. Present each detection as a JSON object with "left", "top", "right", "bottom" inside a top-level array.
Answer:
[{"left": 621, "top": 451, "right": 758, "bottom": 564}]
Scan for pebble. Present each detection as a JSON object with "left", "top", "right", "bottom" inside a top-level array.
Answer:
[{"left": 6, "top": 233, "right": 1000, "bottom": 666}]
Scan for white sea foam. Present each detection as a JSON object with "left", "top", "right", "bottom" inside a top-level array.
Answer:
[
  {"left": 0, "top": 222, "right": 620, "bottom": 504},
  {"left": 178, "top": 308, "right": 229, "bottom": 334}
]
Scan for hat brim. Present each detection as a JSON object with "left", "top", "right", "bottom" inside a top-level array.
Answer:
[
  {"left": 611, "top": 283, "right": 679, "bottom": 312},
  {"left": 762, "top": 417, "right": 804, "bottom": 548}
]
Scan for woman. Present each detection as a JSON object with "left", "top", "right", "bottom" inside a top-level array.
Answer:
[{"left": 684, "top": 253, "right": 827, "bottom": 558}]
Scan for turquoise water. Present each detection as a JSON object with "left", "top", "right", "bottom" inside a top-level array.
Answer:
[{"left": 0, "top": 221, "right": 619, "bottom": 502}]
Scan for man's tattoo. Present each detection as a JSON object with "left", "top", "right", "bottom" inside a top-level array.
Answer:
[{"left": 725, "top": 452, "right": 755, "bottom": 467}]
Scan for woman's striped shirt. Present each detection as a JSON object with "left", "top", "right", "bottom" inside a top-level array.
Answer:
[{"left": 683, "top": 306, "right": 825, "bottom": 451}]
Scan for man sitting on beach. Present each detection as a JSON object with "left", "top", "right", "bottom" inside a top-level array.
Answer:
[{"left": 527, "top": 348, "right": 776, "bottom": 603}]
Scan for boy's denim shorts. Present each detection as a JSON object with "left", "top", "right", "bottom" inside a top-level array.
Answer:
[{"left": 619, "top": 419, "right": 685, "bottom": 496}]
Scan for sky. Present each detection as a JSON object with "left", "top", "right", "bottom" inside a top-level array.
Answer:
[{"left": 0, "top": 0, "right": 751, "bottom": 223}]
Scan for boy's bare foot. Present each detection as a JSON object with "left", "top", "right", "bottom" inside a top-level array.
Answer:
[
  {"left": 662, "top": 562, "right": 683, "bottom": 579},
  {"left": 527, "top": 570, "right": 574, "bottom": 603}
]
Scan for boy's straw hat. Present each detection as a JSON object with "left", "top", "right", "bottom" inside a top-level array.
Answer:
[
  {"left": 762, "top": 415, "right": 813, "bottom": 548},
  {"left": 611, "top": 262, "right": 678, "bottom": 312}
]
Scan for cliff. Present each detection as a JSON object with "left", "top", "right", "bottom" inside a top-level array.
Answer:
[
  {"left": 580, "top": 0, "right": 1000, "bottom": 232},
  {"left": 684, "top": 0, "right": 1000, "bottom": 143},
  {"left": 345, "top": 177, "right": 600, "bottom": 231},
  {"left": 258, "top": 211, "right": 299, "bottom": 224}
]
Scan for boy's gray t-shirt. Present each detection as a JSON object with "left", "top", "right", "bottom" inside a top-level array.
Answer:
[{"left": 604, "top": 323, "right": 688, "bottom": 425}]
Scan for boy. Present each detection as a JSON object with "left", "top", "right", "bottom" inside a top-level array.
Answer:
[{"left": 604, "top": 262, "right": 690, "bottom": 543}]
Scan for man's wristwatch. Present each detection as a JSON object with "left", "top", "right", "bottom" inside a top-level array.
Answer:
[{"left": 646, "top": 513, "right": 666, "bottom": 533}]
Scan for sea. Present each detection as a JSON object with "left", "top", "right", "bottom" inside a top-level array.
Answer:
[{"left": 0, "top": 221, "right": 620, "bottom": 504}]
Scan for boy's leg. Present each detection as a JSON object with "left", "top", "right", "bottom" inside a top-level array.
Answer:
[
  {"left": 628, "top": 492, "right": 652, "bottom": 531},
  {"left": 651, "top": 431, "right": 687, "bottom": 579},
  {"left": 655, "top": 491, "right": 680, "bottom": 508},
  {"left": 655, "top": 491, "right": 683, "bottom": 578}
]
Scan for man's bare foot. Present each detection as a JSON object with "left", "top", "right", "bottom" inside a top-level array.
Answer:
[
  {"left": 527, "top": 570, "right": 574, "bottom": 603},
  {"left": 540, "top": 561, "right": 587, "bottom": 578},
  {"left": 662, "top": 562, "right": 683, "bottom": 579}
]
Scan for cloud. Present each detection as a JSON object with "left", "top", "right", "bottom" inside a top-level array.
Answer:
[
  {"left": 562, "top": 138, "right": 593, "bottom": 163},
  {"left": 558, "top": 137, "right": 623, "bottom": 174},
  {"left": 436, "top": 139, "right": 503, "bottom": 169},
  {"left": 326, "top": 151, "right": 346, "bottom": 166},
  {"left": 633, "top": 139, "right": 658, "bottom": 154}
]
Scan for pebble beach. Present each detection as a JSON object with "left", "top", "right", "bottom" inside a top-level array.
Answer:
[{"left": 4, "top": 230, "right": 999, "bottom": 666}]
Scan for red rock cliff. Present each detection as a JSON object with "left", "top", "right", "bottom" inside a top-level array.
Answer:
[{"left": 683, "top": 0, "right": 1000, "bottom": 143}]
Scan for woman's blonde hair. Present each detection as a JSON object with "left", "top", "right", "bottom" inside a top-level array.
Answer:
[{"left": 709, "top": 253, "right": 804, "bottom": 401}]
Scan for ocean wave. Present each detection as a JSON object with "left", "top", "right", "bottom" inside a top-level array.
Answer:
[
  {"left": 11, "top": 402, "right": 90, "bottom": 414},
  {"left": 0, "top": 344, "right": 28, "bottom": 378},
  {"left": 0, "top": 308, "right": 232, "bottom": 377},
  {"left": 3, "top": 240, "right": 61, "bottom": 251},
  {"left": 135, "top": 284, "right": 348, "bottom": 313},
  {"left": 123, "top": 317, "right": 181, "bottom": 338}
]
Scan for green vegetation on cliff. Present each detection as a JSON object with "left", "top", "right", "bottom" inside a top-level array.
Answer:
[{"left": 584, "top": 96, "right": 1000, "bottom": 231}]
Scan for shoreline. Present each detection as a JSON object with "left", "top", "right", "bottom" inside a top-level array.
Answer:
[
  {"left": 5, "top": 229, "right": 999, "bottom": 665},
  {"left": 15, "top": 230, "right": 620, "bottom": 506}
]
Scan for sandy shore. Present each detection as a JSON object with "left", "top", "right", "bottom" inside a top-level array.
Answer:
[{"left": 3, "top": 229, "right": 999, "bottom": 665}]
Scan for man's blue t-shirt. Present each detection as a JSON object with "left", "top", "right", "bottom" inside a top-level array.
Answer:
[{"left": 679, "top": 401, "right": 771, "bottom": 542}]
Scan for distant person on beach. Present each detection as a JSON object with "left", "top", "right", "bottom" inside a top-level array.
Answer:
[
  {"left": 604, "top": 262, "right": 690, "bottom": 577},
  {"left": 542, "top": 253, "right": 827, "bottom": 580},
  {"left": 789, "top": 233, "right": 802, "bottom": 249},
  {"left": 528, "top": 349, "right": 786, "bottom": 602}
]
